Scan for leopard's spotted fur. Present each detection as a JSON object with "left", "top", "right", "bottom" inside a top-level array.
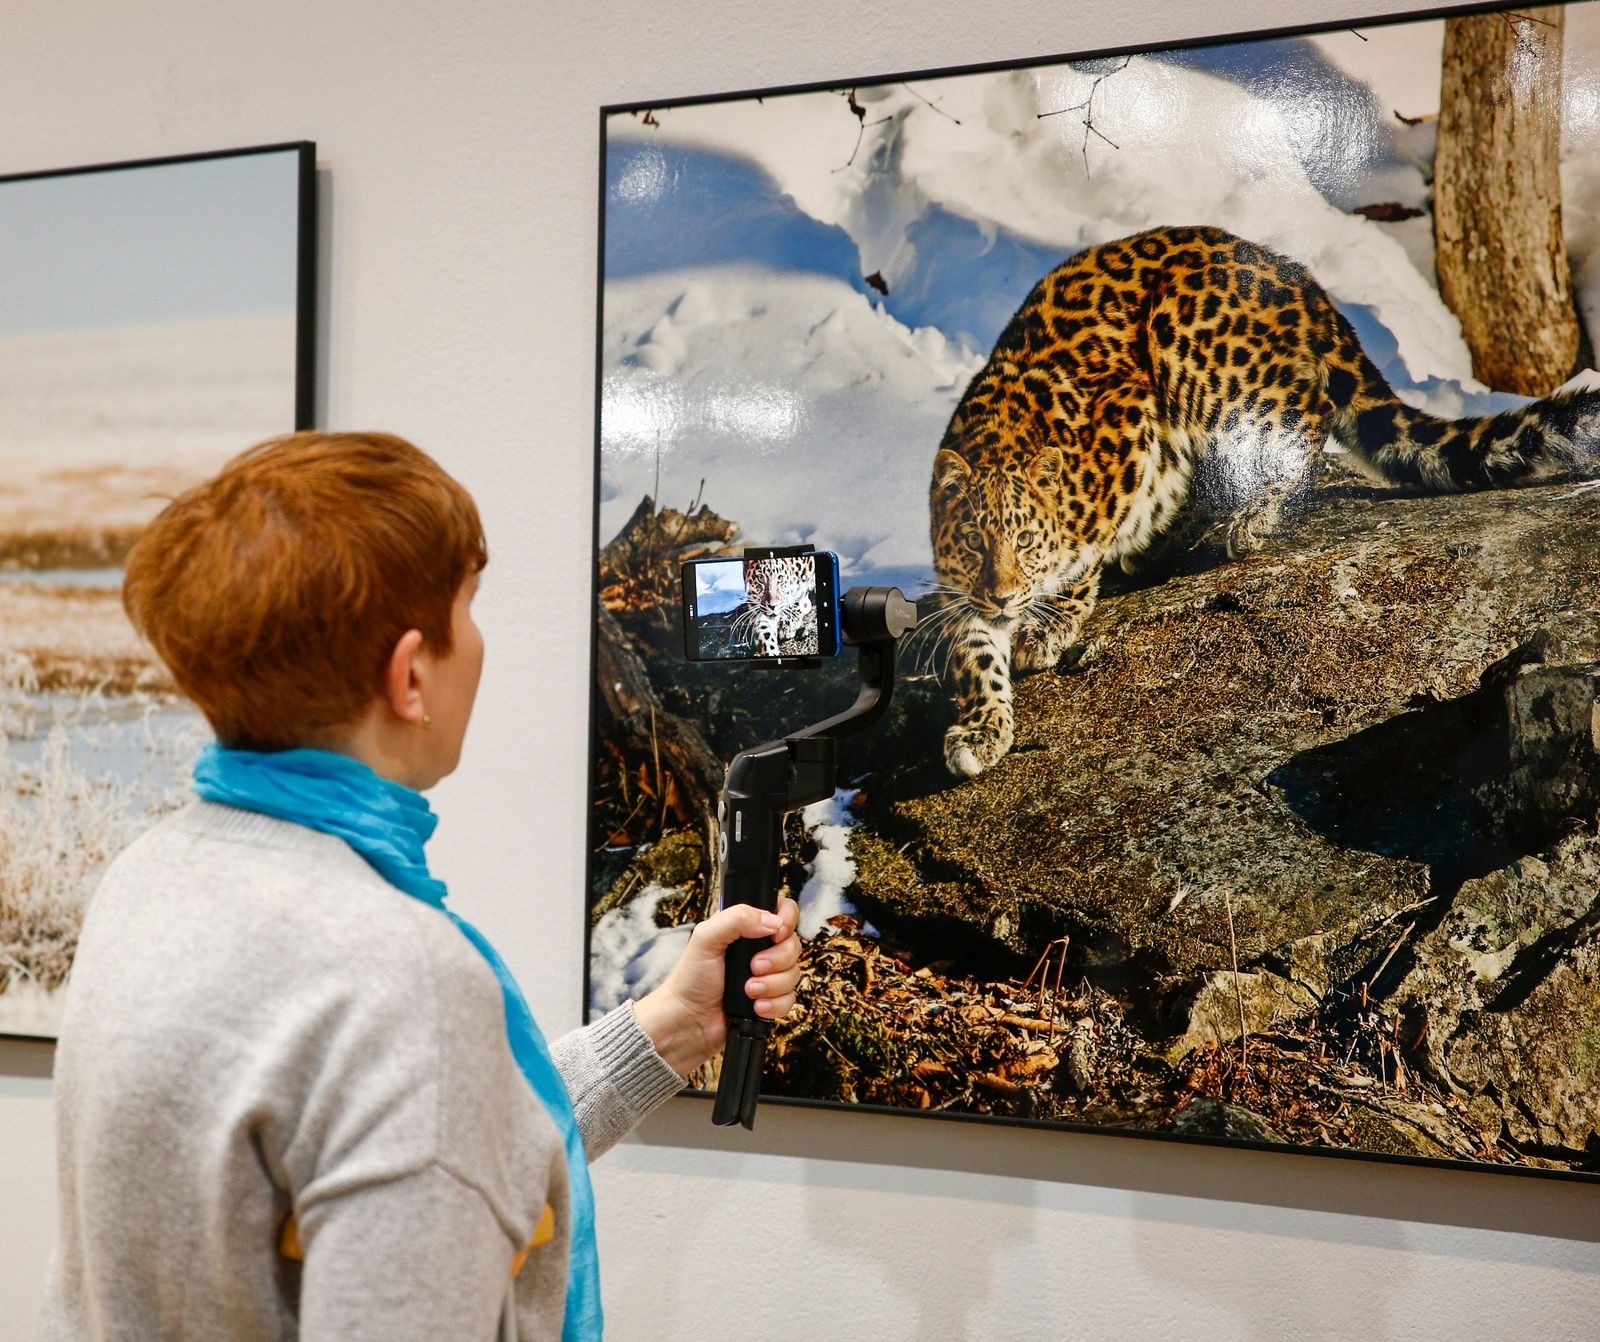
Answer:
[
  {"left": 930, "top": 225, "right": 1600, "bottom": 778},
  {"left": 740, "top": 556, "right": 816, "bottom": 657}
]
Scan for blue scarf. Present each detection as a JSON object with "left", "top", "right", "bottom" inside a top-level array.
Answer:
[{"left": 193, "top": 743, "right": 602, "bottom": 1340}]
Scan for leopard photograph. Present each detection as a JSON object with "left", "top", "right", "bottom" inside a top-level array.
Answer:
[{"left": 591, "top": 3, "right": 1600, "bottom": 1175}]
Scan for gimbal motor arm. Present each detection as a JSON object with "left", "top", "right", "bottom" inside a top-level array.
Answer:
[{"left": 711, "top": 586, "right": 917, "bottom": 1129}]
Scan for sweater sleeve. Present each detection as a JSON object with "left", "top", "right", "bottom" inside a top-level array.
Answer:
[{"left": 550, "top": 1001, "right": 684, "bottom": 1160}]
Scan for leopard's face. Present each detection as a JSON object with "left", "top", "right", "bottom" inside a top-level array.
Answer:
[{"left": 931, "top": 443, "right": 1072, "bottom": 622}]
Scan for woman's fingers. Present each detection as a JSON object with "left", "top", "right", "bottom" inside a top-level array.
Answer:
[
  {"left": 746, "top": 895, "right": 801, "bottom": 1020},
  {"left": 774, "top": 895, "right": 799, "bottom": 937},
  {"left": 750, "top": 990, "right": 797, "bottom": 1019},
  {"left": 749, "top": 928, "right": 800, "bottom": 975}
]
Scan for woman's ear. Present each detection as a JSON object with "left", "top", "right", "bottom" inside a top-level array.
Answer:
[{"left": 383, "top": 628, "right": 429, "bottom": 726}]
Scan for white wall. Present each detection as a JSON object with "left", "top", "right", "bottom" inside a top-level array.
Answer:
[{"left": 2, "top": 1, "right": 1598, "bottom": 1337}]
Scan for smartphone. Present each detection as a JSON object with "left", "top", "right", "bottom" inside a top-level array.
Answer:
[{"left": 681, "top": 551, "right": 842, "bottom": 661}]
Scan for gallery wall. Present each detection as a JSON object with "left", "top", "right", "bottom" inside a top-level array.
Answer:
[{"left": 1, "top": 1, "right": 1596, "bottom": 1338}]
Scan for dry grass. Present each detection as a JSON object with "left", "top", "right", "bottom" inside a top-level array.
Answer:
[
  {"left": 0, "top": 582, "right": 169, "bottom": 695},
  {"left": 0, "top": 649, "right": 201, "bottom": 1000},
  {"left": 0, "top": 453, "right": 225, "bottom": 569}
]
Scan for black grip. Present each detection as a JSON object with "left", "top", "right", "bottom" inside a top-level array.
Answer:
[
  {"left": 716, "top": 774, "right": 784, "bottom": 1021},
  {"left": 721, "top": 929, "right": 774, "bottom": 1018}
]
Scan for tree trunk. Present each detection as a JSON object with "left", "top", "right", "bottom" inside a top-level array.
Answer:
[{"left": 1434, "top": 7, "right": 1577, "bottom": 396}]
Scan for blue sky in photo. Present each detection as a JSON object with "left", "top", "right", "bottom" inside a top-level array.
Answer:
[
  {"left": 694, "top": 558, "right": 748, "bottom": 614},
  {"left": 0, "top": 149, "right": 301, "bottom": 335}
]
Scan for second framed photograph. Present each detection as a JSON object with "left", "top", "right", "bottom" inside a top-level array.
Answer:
[
  {"left": 587, "top": 3, "right": 1600, "bottom": 1182},
  {"left": 0, "top": 141, "right": 316, "bottom": 1040}
]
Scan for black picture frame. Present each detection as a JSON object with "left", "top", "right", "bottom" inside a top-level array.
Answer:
[{"left": 585, "top": 3, "right": 1600, "bottom": 1184}]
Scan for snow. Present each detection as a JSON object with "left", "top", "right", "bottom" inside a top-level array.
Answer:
[
  {"left": 587, "top": 882, "right": 695, "bottom": 1017},
  {"left": 795, "top": 788, "right": 860, "bottom": 939},
  {"left": 600, "top": 267, "right": 981, "bottom": 578},
  {"left": 615, "top": 53, "right": 1494, "bottom": 399}
]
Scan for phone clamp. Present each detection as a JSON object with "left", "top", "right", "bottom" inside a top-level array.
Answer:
[{"left": 711, "top": 585, "right": 918, "bottom": 1129}]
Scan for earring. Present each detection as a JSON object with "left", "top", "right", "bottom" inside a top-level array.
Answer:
[{"left": 420, "top": 713, "right": 432, "bottom": 730}]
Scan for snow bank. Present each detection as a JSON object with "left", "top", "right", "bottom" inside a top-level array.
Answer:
[
  {"left": 613, "top": 52, "right": 1493, "bottom": 398},
  {"left": 600, "top": 267, "right": 981, "bottom": 577},
  {"left": 795, "top": 788, "right": 859, "bottom": 939},
  {"left": 587, "top": 883, "right": 694, "bottom": 1017}
]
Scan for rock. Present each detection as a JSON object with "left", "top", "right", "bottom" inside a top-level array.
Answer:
[
  {"left": 1343, "top": 1101, "right": 1453, "bottom": 1160},
  {"left": 1390, "top": 831, "right": 1600, "bottom": 1153},
  {"left": 854, "top": 482, "right": 1600, "bottom": 986},
  {"left": 1499, "top": 662, "right": 1600, "bottom": 835},
  {"left": 1171, "top": 1097, "right": 1284, "bottom": 1143},
  {"left": 837, "top": 480, "right": 1600, "bottom": 1164},
  {"left": 1169, "top": 969, "right": 1318, "bottom": 1059}
]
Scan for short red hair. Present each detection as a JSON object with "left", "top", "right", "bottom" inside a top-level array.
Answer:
[{"left": 124, "top": 431, "right": 487, "bottom": 750}]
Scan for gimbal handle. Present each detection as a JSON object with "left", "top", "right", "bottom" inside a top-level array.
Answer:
[{"left": 711, "top": 586, "right": 916, "bottom": 1129}]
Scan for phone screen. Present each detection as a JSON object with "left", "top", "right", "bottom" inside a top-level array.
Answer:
[{"left": 681, "top": 553, "right": 840, "bottom": 661}]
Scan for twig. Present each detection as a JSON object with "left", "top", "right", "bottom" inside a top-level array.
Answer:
[
  {"left": 596, "top": 792, "right": 648, "bottom": 851},
  {"left": 834, "top": 87, "right": 894, "bottom": 171},
  {"left": 1363, "top": 923, "right": 1414, "bottom": 997},
  {"left": 901, "top": 82, "right": 961, "bottom": 124},
  {"left": 649, "top": 705, "right": 667, "bottom": 836},
  {"left": 1037, "top": 55, "right": 1130, "bottom": 176},
  {"left": 992, "top": 1011, "right": 1069, "bottom": 1032},
  {"left": 1018, "top": 934, "right": 1071, "bottom": 1040},
  {"left": 1224, "top": 889, "right": 1249, "bottom": 1070}
]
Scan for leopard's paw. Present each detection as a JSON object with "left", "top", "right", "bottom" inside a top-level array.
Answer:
[
  {"left": 943, "top": 719, "right": 1014, "bottom": 778},
  {"left": 1013, "top": 624, "right": 1076, "bottom": 673},
  {"left": 1224, "top": 498, "right": 1286, "bottom": 559}
]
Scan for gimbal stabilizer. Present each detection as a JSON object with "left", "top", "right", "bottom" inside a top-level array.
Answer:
[{"left": 712, "top": 583, "right": 918, "bottom": 1129}]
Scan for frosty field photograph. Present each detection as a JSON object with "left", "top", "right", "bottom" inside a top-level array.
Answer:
[
  {"left": 589, "top": 4, "right": 1600, "bottom": 1176},
  {"left": 0, "top": 146, "right": 309, "bottom": 1038}
]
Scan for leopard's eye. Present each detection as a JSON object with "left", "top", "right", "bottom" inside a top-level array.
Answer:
[
  {"left": 958, "top": 522, "right": 983, "bottom": 548},
  {"left": 1016, "top": 529, "right": 1036, "bottom": 548}
]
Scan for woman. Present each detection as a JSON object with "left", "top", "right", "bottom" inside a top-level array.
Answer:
[{"left": 40, "top": 432, "right": 801, "bottom": 1340}]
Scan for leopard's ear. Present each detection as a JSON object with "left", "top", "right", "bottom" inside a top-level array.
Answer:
[
  {"left": 1030, "top": 446, "right": 1064, "bottom": 488},
  {"left": 934, "top": 449, "right": 971, "bottom": 493}
]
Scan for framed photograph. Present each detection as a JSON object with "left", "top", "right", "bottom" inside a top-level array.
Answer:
[
  {"left": 588, "top": 3, "right": 1600, "bottom": 1180},
  {"left": 0, "top": 142, "right": 316, "bottom": 1039}
]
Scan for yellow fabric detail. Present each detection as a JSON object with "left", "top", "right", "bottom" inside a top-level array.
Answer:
[
  {"left": 280, "top": 1214, "right": 303, "bottom": 1262},
  {"left": 510, "top": 1203, "right": 556, "bottom": 1277}
]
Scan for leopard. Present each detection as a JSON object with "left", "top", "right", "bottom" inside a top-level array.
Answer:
[
  {"left": 929, "top": 224, "right": 1600, "bottom": 778},
  {"left": 738, "top": 556, "right": 816, "bottom": 657}
]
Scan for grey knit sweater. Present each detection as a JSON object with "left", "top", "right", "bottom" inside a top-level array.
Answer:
[{"left": 40, "top": 801, "right": 685, "bottom": 1340}]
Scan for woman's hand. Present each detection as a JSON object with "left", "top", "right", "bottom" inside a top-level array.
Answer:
[{"left": 633, "top": 897, "right": 802, "bottom": 1077}]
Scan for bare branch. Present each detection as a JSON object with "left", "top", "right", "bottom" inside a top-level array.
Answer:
[
  {"left": 1037, "top": 56, "right": 1131, "bottom": 177},
  {"left": 901, "top": 82, "right": 961, "bottom": 124},
  {"left": 833, "top": 87, "right": 894, "bottom": 171}
]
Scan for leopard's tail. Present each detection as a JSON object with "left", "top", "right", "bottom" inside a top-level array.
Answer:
[{"left": 1323, "top": 306, "right": 1600, "bottom": 491}]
